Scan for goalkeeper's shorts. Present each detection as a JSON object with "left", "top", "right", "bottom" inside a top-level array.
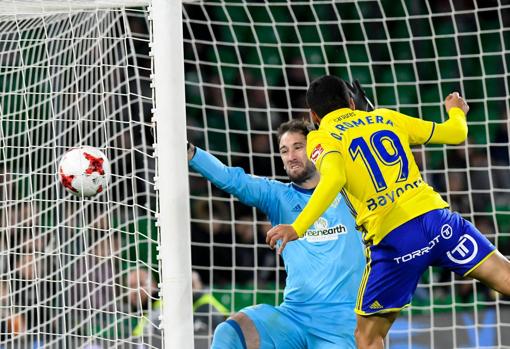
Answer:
[
  {"left": 241, "top": 302, "right": 356, "bottom": 349},
  {"left": 356, "top": 208, "right": 496, "bottom": 316}
]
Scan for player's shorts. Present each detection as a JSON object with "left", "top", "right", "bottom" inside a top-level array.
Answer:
[
  {"left": 241, "top": 302, "right": 356, "bottom": 349},
  {"left": 356, "top": 208, "right": 496, "bottom": 316}
]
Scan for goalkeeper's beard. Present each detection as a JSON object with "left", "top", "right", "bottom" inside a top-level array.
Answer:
[{"left": 287, "top": 161, "right": 316, "bottom": 185}]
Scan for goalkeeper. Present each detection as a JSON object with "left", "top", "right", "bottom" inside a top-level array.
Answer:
[
  {"left": 188, "top": 118, "right": 365, "bottom": 348},
  {"left": 266, "top": 75, "right": 510, "bottom": 349}
]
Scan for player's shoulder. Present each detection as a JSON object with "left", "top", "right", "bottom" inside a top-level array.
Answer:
[
  {"left": 249, "top": 173, "right": 284, "bottom": 187},
  {"left": 307, "top": 129, "right": 330, "bottom": 146},
  {"left": 308, "top": 128, "right": 329, "bottom": 140},
  {"left": 258, "top": 176, "right": 297, "bottom": 195},
  {"left": 260, "top": 179, "right": 302, "bottom": 201},
  {"left": 372, "top": 108, "right": 398, "bottom": 116},
  {"left": 370, "top": 108, "right": 409, "bottom": 128},
  {"left": 306, "top": 129, "right": 335, "bottom": 153}
]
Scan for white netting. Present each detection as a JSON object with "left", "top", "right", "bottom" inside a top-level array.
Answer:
[
  {"left": 0, "top": 4, "right": 161, "bottom": 349},
  {"left": 184, "top": 1, "right": 510, "bottom": 347},
  {"left": 0, "top": 0, "right": 150, "bottom": 15}
]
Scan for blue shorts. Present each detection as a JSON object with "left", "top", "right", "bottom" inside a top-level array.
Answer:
[
  {"left": 241, "top": 302, "right": 356, "bottom": 349},
  {"left": 356, "top": 209, "right": 495, "bottom": 316}
]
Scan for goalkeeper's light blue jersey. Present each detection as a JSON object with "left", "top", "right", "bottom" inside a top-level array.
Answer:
[{"left": 190, "top": 147, "right": 365, "bottom": 308}]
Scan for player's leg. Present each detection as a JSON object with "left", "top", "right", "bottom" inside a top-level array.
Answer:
[
  {"left": 280, "top": 302, "right": 358, "bottom": 349},
  {"left": 354, "top": 216, "right": 433, "bottom": 348},
  {"left": 431, "top": 210, "right": 505, "bottom": 294},
  {"left": 212, "top": 304, "right": 306, "bottom": 349},
  {"left": 466, "top": 249, "right": 510, "bottom": 295},
  {"left": 211, "top": 312, "right": 257, "bottom": 349},
  {"left": 355, "top": 312, "right": 399, "bottom": 349}
]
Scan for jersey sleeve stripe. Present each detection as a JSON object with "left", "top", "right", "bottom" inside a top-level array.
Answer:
[
  {"left": 424, "top": 122, "right": 436, "bottom": 145},
  {"left": 341, "top": 189, "right": 357, "bottom": 218}
]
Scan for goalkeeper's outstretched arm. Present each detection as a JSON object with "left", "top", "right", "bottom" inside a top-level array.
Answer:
[{"left": 187, "top": 142, "right": 273, "bottom": 212}]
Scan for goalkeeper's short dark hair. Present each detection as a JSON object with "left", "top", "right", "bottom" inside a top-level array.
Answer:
[
  {"left": 277, "top": 119, "right": 312, "bottom": 143},
  {"left": 306, "top": 75, "right": 351, "bottom": 118}
]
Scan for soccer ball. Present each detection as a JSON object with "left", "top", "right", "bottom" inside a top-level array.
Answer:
[{"left": 58, "top": 146, "right": 110, "bottom": 197}]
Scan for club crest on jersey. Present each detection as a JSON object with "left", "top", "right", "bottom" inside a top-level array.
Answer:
[
  {"left": 314, "top": 217, "right": 328, "bottom": 230},
  {"left": 310, "top": 144, "right": 324, "bottom": 163}
]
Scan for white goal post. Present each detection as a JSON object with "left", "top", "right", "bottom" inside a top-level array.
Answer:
[
  {"left": 151, "top": 0, "right": 193, "bottom": 348},
  {"left": 0, "top": 1, "right": 193, "bottom": 348},
  {"left": 3, "top": 0, "right": 510, "bottom": 348}
]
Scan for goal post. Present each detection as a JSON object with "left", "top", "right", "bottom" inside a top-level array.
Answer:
[
  {"left": 0, "top": 1, "right": 193, "bottom": 348},
  {"left": 151, "top": 0, "right": 194, "bottom": 348}
]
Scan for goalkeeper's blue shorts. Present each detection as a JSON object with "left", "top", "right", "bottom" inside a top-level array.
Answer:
[
  {"left": 356, "top": 208, "right": 496, "bottom": 316},
  {"left": 241, "top": 302, "right": 356, "bottom": 349}
]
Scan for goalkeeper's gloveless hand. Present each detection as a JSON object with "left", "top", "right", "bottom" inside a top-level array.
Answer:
[
  {"left": 266, "top": 224, "right": 299, "bottom": 255},
  {"left": 187, "top": 141, "right": 196, "bottom": 161}
]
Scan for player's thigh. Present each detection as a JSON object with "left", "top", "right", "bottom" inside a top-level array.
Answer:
[
  {"left": 240, "top": 304, "right": 306, "bottom": 349},
  {"left": 467, "top": 249, "right": 510, "bottom": 296},
  {"left": 355, "top": 312, "right": 399, "bottom": 348},
  {"left": 228, "top": 312, "right": 260, "bottom": 349},
  {"left": 355, "top": 224, "right": 431, "bottom": 316},
  {"left": 433, "top": 210, "right": 496, "bottom": 277},
  {"left": 307, "top": 331, "right": 356, "bottom": 349},
  {"left": 299, "top": 304, "right": 357, "bottom": 349}
]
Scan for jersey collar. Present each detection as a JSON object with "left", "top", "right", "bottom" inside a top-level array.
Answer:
[
  {"left": 291, "top": 182, "right": 315, "bottom": 194},
  {"left": 321, "top": 108, "right": 354, "bottom": 124}
]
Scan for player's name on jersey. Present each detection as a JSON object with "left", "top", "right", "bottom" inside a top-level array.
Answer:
[
  {"left": 302, "top": 224, "right": 347, "bottom": 242},
  {"left": 366, "top": 179, "right": 424, "bottom": 211},
  {"left": 330, "top": 114, "right": 395, "bottom": 141}
]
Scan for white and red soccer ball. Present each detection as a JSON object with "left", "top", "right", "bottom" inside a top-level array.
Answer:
[{"left": 58, "top": 146, "right": 110, "bottom": 197}]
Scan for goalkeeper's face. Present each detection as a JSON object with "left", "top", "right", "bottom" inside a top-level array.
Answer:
[{"left": 279, "top": 131, "right": 316, "bottom": 184}]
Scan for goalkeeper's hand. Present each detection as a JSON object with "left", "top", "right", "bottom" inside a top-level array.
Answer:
[{"left": 187, "top": 141, "right": 196, "bottom": 161}]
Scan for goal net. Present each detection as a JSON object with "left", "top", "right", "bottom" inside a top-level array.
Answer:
[
  {"left": 0, "top": 1, "right": 177, "bottom": 348},
  {"left": 184, "top": 0, "right": 510, "bottom": 347}
]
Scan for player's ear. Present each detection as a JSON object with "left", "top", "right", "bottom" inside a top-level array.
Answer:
[
  {"left": 349, "top": 97, "right": 356, "bottom": 110},
  {"left": 310, "top": 110, "right": 321, "bottom": 126}
]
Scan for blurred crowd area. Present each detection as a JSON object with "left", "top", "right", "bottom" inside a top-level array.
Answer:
[{"left": 183, "top": 0, "right": 510, "bottom": 308}]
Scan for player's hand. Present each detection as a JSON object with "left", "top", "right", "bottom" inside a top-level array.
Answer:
[
  {"left": 266, "top": 224, "right": 299, "bottom": 255},
  {"left": 445, "top": 92, "right": 469, "bottom": 115},
  {"left": 187, "top": 142, "right": 196, "bottom": 161}
]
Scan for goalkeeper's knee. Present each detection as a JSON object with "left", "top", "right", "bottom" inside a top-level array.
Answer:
[{"left": 211, "top": 319, "right": 247, "bottom": 349}]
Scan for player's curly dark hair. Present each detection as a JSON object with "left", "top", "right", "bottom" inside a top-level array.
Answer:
[
  {"left": 306, "top": 75, "right": 351, "bottom": 118},
  {"left": 277, "top": 119, "right": 312, "bottom": 143}
]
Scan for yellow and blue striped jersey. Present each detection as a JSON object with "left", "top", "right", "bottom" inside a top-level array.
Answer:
[{"left": 304, "top": 107, "right": 467, "bottom": 245}]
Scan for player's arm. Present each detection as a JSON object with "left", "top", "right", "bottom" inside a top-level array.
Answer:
[
  {"left": 398, "top": 92, "right": 469, "bottom": 145},
  {"left": 187, "top": 143, "right": 271, "bottom": 211},
  {"left": 266, "top": 136, "right": 346, "bottom": 253},
  {"left": 291, "top": 152, "right": 345, "bottom": 237},
  {"left": 427, "top": 92, "right": 469, "bottom": 144}
]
